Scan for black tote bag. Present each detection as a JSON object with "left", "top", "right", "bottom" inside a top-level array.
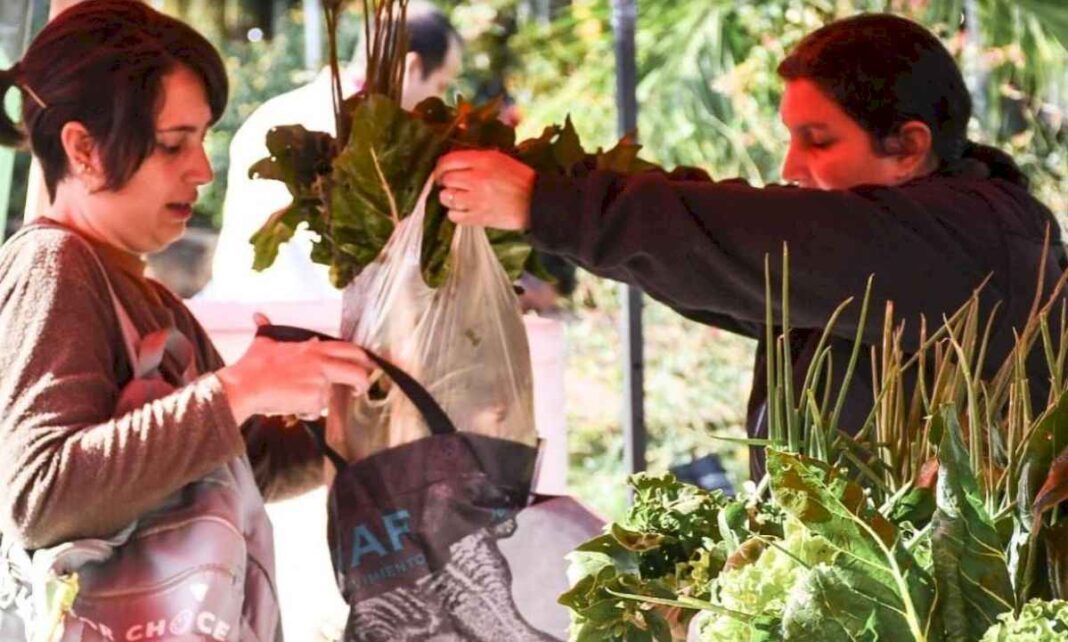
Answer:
[{"left": 258, "top": 325, "right": 602, "bottom": 642}]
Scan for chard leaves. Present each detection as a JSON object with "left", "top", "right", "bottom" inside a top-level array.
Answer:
[
  {"left": 768, "top": 450, "right": 933, "bottom": 642},
  {"left": 250, "top": 96, "right": 660, "bottom": 289},
  {"left": 930, "top": 407, "right": 1015, "bottom": 642}
]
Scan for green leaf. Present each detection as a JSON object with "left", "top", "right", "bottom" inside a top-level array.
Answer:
[
  {"left": 574, "top": 533, "right": 641, "bottom": 567},
  {"left": 418, "top": 194, "right": 456, "bottom": 289},
  {"left": 1017, "top": 390, "right": 1068, "bottom": 526},
  {"left": 249, "top": 124, "right": 336, "bottom": 196},
  {"left": 717, "top": 500, "right": 749, "bottom": 552},
  {"left": 767, "top": 450, "right": 933, "bottom": 642},
  {"left": 890, "top": 488, "right": 936, "bottom": 531},
  {"left": 781, "top": 564, "right": 913, "bottom": 642},
  {"left": 979, "top": 598, "right": 1068, "bottom": 641},
  {"left": 521, "top": 249, "right": 556, "bottom": 286},
  {"left": 1013, "top": 390, "right": 1068, "bottom": 602},
  {"left": 561, "top": 473, "right": 740, "bottom": 640},
  {"left": 330, "top": 93, "right": 452, "bottom": 280},
  {"left": 612, "top": 523, "right": 667, "bottom": 553},
  {"left": 255, "top": 85, "right": 661, "bottom": 290},
  {"left": 450, "top": 96, "right": 517, "bottom": 150},
  {"left": 1045, "top": 521, "right": 1068, "bottom": 600},
  {"left": 552, "top": 116, "right": 586, "bottom": 172},
  {"left": 768, "top": 451, "right": 898, "bottom": 574},
  {"left": 930, "top": 406, "right": 1015, "bottom": 641},
  {"left": 485, "top": 228, "right": 535, "bottom": 283},
  {"left": 559, "top": 566, "right": 678, "bottom": 642},
  {"left": 250, "top": 204, "right": 305, "bottom": 271},
  {"left": 889, "top": 459, "right": 940, "bottom": 529},
  {"left": 623, "top": 472, "right": 730, "bottom": 580},
  {"left": 514, "top": 124, "right": 565, "bottom": 174},
  {"left": 596, "top": 135, "right": 661, "bottom": 175},
  {"left": 248, "top": 125, "right": 336, "bottom": 271}
]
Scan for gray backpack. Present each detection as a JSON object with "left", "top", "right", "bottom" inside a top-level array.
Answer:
[{"left": 0, "top": 223, "right": 279, "bottom": 642}]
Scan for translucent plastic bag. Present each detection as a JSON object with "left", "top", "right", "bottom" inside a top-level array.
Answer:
[{"left": 327, "top": 180, "right": 537, "bottom": 460}]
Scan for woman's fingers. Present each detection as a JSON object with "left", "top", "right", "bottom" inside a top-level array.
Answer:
[
  {"left": 222, "top": 335, "right": 377, "bottom": 423},
  {"left": 310, "top": 340, "right": 374, "bottom": 368},
  {"left": 433, "top": 150, "right": 534, "bottom": 230},
  {"left": 437, "top": 162, "right": 477, "bottom": 216},
  {"left": 317, "top": 357, "right": 370, "bottom": 393},
  {"left": 438, "top": 167, "right": 475, "bottom": 192},
  {"left": 434, "top": 150, "right": 485, "bottom": 179},
  {"left": 439, "top": 188, "right": 472, "bottom": 216}
]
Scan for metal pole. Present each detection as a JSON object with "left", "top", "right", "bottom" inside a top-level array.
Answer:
[
  {"left": 303, "top": 0, "right": 322, "bottom": 72},
  {"left": 611, "top": 0, "right": 645, "bottom": 481},
  {"left": 961, "top": 0, "right": 988, "bottom": 126}
]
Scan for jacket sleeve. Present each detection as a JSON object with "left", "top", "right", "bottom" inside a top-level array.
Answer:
[
  {"left": 0, "top": 235, "right": 246, "bottom": 549},
  {"left": 529, "top": 171, "right": 1003, "bottom": 347}
]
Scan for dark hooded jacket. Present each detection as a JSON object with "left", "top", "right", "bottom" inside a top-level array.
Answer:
[{"left": 527, "top": 159, "right": 1066, "bottom": 478}]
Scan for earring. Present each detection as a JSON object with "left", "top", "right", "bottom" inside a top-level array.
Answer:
[{"left": 78, "top": 162, "right": 91, "bottom": 175}]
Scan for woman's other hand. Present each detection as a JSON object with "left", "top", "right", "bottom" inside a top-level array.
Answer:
[
  {"left": 434, "top": 150, "right": 536, "bottom": 230},
  {"left": 217, "top": 314, "right": 372, "bottom": 424}
]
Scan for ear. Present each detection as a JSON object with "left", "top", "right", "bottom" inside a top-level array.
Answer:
[
  {"left": 404, "top": 51, "right": 424, "bottom": 82},
  {"left": 891, "top": 120, "right": 934, "bottom": 180},
  {"left": 59, "top": 121, "right": 101, "bottom": 179}
]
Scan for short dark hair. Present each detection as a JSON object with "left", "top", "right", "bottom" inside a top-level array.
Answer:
[
  {"left": 777, "top": 13, "right": 1026, "bottom": 187},
  {"left": 407, "top": 7, "right": 461, "bottom": 78},
  {"left": 0, "top": 0, "right": 228, "bottom": 200}
]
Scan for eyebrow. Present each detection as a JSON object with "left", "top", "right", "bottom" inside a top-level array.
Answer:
[{"left": 155, "top": 125, "right": 203, "bottom": 134}]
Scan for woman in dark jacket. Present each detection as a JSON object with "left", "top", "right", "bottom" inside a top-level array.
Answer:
[{"left": 433, "top": 13, "right": 1066, "bottom": 478}]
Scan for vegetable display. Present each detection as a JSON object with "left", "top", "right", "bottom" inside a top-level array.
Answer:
[{"left": 562, "top": 253, "right": 1068, "bottom": 642}]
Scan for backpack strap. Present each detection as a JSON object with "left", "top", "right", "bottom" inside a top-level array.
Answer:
[{"left": 9, "top": 222, "right": 141, "bottom": 374}]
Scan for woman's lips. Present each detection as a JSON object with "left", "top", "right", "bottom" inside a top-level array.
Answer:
[{"left": 166, "top": 203, "right": 193, "bottom": 219}]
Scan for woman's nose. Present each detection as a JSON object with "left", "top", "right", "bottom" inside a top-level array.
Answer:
[
  {"left": 781, "top": 144, "right": 807, "bottom": 186},
  {"left": 188, "top": 143, "right": 214, "bottom": 185}
]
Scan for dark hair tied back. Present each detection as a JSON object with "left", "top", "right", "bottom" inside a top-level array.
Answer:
[
  {"left": 778, "top": 13, "right": 1030, "bottom": 190},
  {"left": 0, "top": 63, "right": 26, "bottom": 148},
  {"left": 944, "top": 140, "right": 1030, "bottom": 188}
]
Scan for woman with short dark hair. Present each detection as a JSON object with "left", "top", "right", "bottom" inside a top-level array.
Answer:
[
  {"left": 434, "top": 13, "right": 1066, "bottom": 479},
  {"left": 0, "top": 2, "right": 371, "bottom": 637}
]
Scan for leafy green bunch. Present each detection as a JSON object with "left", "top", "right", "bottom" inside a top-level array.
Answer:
[
  {"left": 981, "top": 599, "right": 1068, "bottom": 641},
  {"left": 567, "top": 411, "right": 1042, "bottom": 642},
  {"left": 560, "top": 472, "right": 784, "bottom": 642},
  {"left": 248, "top": 93, "right": 655, "bottom": 289},
  {"left": 246, "top": 2, "right": 657, "bottom": 290}
]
